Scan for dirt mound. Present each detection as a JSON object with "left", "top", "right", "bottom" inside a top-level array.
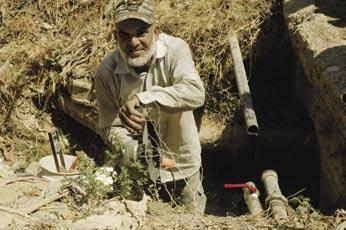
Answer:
[
  {"left": 283, "top": 0, "right": 346, "bottom": 212},
  {"left": 0, "top": 0, "right": 275, "bottom": 163}
]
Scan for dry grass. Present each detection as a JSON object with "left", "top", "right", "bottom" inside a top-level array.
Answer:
[
  {"left": 0, "top": 0, "right": 112, "bottom": 164},
  {"left": 143, "top": 199, "right": 337, "bottom": 230},
  {"left": 156, "top": 0, "right": 273, "bottom": 116},
  {"left": 0, "top": 0, "right": 275, "bottom": 164}
]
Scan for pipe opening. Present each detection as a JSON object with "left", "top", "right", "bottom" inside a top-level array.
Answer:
[{"left": 247, "top": 125, "right": 259, "bottom": 136}]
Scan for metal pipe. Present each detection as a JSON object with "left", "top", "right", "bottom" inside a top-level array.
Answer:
[
  {"left": 48, "top": 128, "right": 60, "bottom": 172},
  {"left": 261, "top": 170, "right": 288, "bottom": 222},
  {"left": 229, "top": 35, "right": 259, "bottom": 136},
  {"left": 48, "top": 127, "right": 66, "bottom": 172},
  {"left": 243, "top": 181, "right": 263, "bottom": 215}
]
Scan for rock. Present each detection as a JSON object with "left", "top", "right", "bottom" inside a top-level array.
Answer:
[
  {"left": 32, "top": 210, "right": 59, "bottom": 222},
  {"left": 0, "top": 212, "right": 29, "bottom": 229},
  {"left": 0, "top": 213, "right": 14, "bottom": 229},
  {"left": 124, "top": 194, "right": 149, "bottom": 219},
  {"left": 11, "top": 160, "right": 26, "bottom": 173},
  {"left": 70, "top": 196, "right": 147, "bottom": 229},
  {"left": 0, "top": 157, "right": 14, "bottom": 178},
  {"left": 105, "top": 200, "right": 126, "bottom": 214},
  {"left": 48, "top": 205, "right": 69, "bottom": 217},
  {"left": 25, "top": 162, "right": 41, "bottom": 176},
  {"left": 55, "top": 220, "right": 74, "bottom": 229},
  {"left": 0, "top": 186, "right": 20, "bottom": 205},
  {"left": 72, "top": 214, "right": 135, "bottom": 230},
  {"left": 46, "top": 180, "right": 63, "bottom": 196}
]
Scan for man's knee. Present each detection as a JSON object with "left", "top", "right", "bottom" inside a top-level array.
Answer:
[{"left": 180, "top": 171, "right": 206, "bottom": 213}]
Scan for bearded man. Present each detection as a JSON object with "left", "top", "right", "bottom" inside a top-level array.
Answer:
[{"left": 94, "top": 0, "right": 206, "bottom": 213}]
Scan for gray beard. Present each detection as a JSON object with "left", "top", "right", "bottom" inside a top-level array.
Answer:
[{"left": 120, "top": 40, "right": 157, "bottom": 68}]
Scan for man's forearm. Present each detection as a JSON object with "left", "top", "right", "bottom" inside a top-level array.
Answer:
[{"left": 136, "top": 79, "right": 205, "bottom": 113}]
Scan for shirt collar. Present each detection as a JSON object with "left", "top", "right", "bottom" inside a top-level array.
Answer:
[
  {"left": 114, "top": 36, "right": 166, "bottom": 74},
  {"left": 155, "top": 37, "right": 166, "bottom": 59}
]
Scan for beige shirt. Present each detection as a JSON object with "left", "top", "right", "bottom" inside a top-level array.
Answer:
[{"left": 94, "top": 33, "right": 205, "bottom": 183}]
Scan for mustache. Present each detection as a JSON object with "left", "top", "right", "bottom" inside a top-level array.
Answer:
[{"left": 127, "top": 45, "right": 145, "bottom": 55}]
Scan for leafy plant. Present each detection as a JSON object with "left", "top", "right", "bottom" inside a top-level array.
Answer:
[
  {"left": 113, "top": 162, "right": 149, "bottom": 201},
  {"left": 289, "top": 195, "right": 322, "bottom": 227},
  {"left": 67, "top": 153, "right": 112, "bottom": 204}
]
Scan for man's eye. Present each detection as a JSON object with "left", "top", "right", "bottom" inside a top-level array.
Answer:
[
  {"left": 136, "top": 30, "right": 148, "bottom": 37},
  {"left": 118, "top": 32, "right": 129, "bottom": 39}
]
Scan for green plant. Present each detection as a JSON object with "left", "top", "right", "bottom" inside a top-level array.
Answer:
[
  {"left": 106, "top": 133, "right": 150, "bottom": 200},
  {"left": 113, "top": 161, "right": 149, "bottom": 201},
  {"left": 289, "top": 195, "right": 322, "bottom": 227},
  {"left": 74, "top": 173, "right": 113, "bottom": 203},
  {"left": 67, "top": 153, "right": 112, "bottom": 204}
]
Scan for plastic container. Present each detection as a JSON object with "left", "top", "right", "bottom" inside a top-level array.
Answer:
[{"left": 39, "top": 155, "right": 79, "bottom": 181}]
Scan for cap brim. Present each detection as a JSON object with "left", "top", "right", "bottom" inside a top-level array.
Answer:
[{"left": 115, "top": 12, "right": 154, "bottom": 24}]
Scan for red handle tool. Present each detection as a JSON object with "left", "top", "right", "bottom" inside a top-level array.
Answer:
[{"left": 224, "top": 183, "right": 257, "bottom": 193}]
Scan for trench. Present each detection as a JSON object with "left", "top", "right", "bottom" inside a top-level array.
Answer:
[
  {"left": 202, "top": 4, "right": 321, "bottom": 215},
  {"left": 202, "top": 47, "right": 321, "bottom": 216},
  {"left": 50, "top": 2, "right": 322, "bottom": 217}
]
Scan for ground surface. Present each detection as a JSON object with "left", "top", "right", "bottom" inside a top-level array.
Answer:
[
  {"left": 283, "top": 0, "right": 346, "bottom": 212},
  {"left": 0, "top": 158, "right": 344, "bottom": 229}
]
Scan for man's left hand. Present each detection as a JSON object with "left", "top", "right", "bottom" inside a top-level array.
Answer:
[{"left": 119, "top": 96, "right": 146, "bottom": 134}]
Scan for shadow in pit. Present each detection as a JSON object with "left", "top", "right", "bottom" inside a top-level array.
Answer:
[
  {"left": 284, "top": 0, "right": 312, "bottom": 15},
  {"left": 202, "top": 120, "right": 320, "bottom": 217},
  {"left": 51, "top": 109, "right": 107, "bottom": 166},
  {"left": 315, "top": 45, "right": 346, "bottom": 77},
  {"left": 314, "top": 0, "right": 346, "bottom": 27},
  {"left": 285, "top": 0, "right": 346, "bottom": 28},
  {"left": 316, "top": 45, "right": 346, "bottom": 108},
  {"left": 308, "top": 45, "right": 346, "bottom": 213}
]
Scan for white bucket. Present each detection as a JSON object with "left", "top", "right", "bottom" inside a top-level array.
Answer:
[{"left": 39, "top": 155, "right": 79, "bottom": 181}]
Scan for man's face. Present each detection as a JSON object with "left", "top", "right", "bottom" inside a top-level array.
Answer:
[{"left": 116, "top": 18, "right": 159, "bottom": 67}]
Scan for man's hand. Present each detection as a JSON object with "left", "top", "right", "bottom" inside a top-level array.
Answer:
[
  {"left": 119, "top": 96, "right": 146, "bottom": 134},
  {"left": 161, "top": 156, "right": 176, "bottom": 169}
]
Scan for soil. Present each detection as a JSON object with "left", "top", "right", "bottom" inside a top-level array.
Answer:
[
  {"left": 283, "top": 0, "right": 346, "bottom": 213},
  {"left": 0, "top": 172, "right": 339, "bottom": 229}
]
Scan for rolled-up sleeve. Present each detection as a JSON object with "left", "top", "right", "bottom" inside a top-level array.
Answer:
[
  {"left": 136, "top": 40, "right": 205, "bottom": 113},
  {"left": 94, "top": 64, "right": 136, "bottom": 154}
]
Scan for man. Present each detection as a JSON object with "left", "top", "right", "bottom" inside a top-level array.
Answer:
[{"left": 94, "top": 0, "right": 206, "bottom": 213}]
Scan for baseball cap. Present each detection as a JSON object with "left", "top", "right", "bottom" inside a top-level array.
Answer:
[{"left": 114, "top": 0, "right": 156, "bottom": 25}]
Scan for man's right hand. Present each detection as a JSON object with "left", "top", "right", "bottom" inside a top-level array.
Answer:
[
  {"left": 119, "top": 96, "right": 146, "bottom": 134},
  {"left": 161, "top": 156, "right": 176, "bottom": 169}
]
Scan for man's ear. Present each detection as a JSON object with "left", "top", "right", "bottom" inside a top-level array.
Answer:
[{"left": 153, "top": 24, "right": 160, "bottom": 37}]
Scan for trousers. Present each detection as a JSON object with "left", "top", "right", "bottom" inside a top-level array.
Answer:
[{"left": 156, "top": 170, "right": 206, "bottom": 214}]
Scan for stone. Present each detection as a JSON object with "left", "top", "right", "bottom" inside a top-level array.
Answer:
[
  {"left": 72, "top": 214, "right": 135, "bottom": 230},
  {"left": 25, "top": 162, "right": 41, "bottom": 176},
  {"left": 0, "top": 213, "right": 14, "bottom": 229},
  {"left": 105, "top": 200, "right": 126, "bottom": 214},
  {"left": 124, "top": 194, "right": 149, "bottom": 219}
]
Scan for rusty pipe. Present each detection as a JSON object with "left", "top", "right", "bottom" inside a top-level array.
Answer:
[
  {"left": 229, "top": 35, "right": 259, "bottom": 136},
  {"left": 261, "top": 170, "right": 288, "bottom": 222}
]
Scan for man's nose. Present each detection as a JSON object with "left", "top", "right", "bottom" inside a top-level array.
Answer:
[{"left": 129, "top": 36, "right": 140, "bottom": 48}]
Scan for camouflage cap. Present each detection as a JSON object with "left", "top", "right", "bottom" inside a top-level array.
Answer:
[{"left": 114, "top": 0, "right": 156, "bottom": 25}]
